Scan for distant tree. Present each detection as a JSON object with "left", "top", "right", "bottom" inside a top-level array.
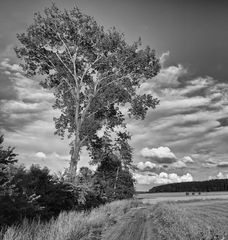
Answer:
[
  {"left": 15, "top": 4, "right": 160, "bottom": 179},
  {"left": 149, "top": 179, "right": 228, "bottom": 193}
]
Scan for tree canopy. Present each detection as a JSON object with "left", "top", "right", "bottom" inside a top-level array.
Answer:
[{"left": 15, "top": 4, "right": 160, "bottom": 178}]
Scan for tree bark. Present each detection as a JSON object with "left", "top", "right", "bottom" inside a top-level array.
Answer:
[
  {"left": 69, "top": 85, "right": 81, "bottom": 182},
  {"left": 113, "top": 166, "right": 120, "bottom": 198},
  {"left": 69, "top": 138, "right": 80, "bottom": 182}
]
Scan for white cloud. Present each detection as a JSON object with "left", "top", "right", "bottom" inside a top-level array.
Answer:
[
  {"left": 209, "top": 172, "right": 228, "bottom": 180},
  {"left": 133, "top": 172, "right": 193, "bottom": 185},
  {"left": 35, "top": 152, "right": 47, "bottom": 158},
  {"left": 0, "top": 58, "right": 22, "bottom": 72},
  {"left": 137, "top": 161, "right": 157, "bottom": 170},
  {"left": 159, "top": 51, "right": 170, "bottom": 66},
  {"left": 140, "top": 146, "right": 176, "bottom": 163},
  {"left": 216, "top": 172, "right": 228, "bottom": 179},
  {"left": 182, "top": 156, "right": 194, "bottom": 163},
  {"left": 170, "top": 160, "right": 186, "bottom": 169}
]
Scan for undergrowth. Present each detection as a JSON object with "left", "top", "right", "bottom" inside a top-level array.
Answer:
[{"left": 0, "top": 200, "right": 140, "bottom": 240}]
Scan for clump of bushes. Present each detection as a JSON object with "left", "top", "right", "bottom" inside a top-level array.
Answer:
[{"left": 0, "top": 135, "right": 135, "bottom": 228}]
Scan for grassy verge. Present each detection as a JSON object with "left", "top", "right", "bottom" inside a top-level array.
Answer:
[{"left": 0, "top": 200, "right": 140, "bottom": 240}]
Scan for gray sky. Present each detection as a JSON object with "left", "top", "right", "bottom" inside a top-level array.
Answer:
[{"left": 1, "top": 0, "right": 228, "bottom": 190}]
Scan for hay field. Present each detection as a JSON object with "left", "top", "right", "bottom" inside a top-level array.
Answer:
[
  {"left": 103, "top": 199, "right": 228, "bottom": 240},
  {"left": 136, "top": 191, "right": 228, "bottom": 204}
]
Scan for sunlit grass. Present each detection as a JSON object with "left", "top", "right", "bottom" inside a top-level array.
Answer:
[
  {"left": 1, "top": 199, "right": 227, "bottom": 240},
  {"left": 150, "top": 202, "right": 228, "bottom": 240},
  {"left": 0, "top": 200, "right": 140, "bottom": 240}
]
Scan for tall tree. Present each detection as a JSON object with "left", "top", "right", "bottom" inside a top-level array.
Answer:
[{"left": 15, "top": 4, "right": 160, "bottom": 179}]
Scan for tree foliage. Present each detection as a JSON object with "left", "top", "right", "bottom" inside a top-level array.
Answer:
[
  {"left": 93, "top": 153, "right": 135, "bottom": 202},
  {"left": 15, "top": 4, "right": 160, "bottom": 177},
  {"left": 0, "top": 135, "right": 18, "bottom": 194}
]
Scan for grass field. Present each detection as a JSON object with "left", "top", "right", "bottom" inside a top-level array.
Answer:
[
  {"left": 136, "top": 191, "right": 228, "bottom": 204},
  {"left": 103, "top": 199, "right": 228, "bottom": 240},
  {"left": 1, "top": 195, "right": 228, "bottom": 240}
]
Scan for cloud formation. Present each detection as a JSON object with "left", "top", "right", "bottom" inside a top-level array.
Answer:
[
  {"left": 140, "top": 146, "right": 177, "bottom": 163},
  {"left": 0, "top": 58, "right": 54, "bottom": 132},
  {"left": 182, "top": 156, "right": 194, "bottom": 163},
  {"left": 35, "top": 152, "right": 47, "bottom": 159},
  {"left": 133, "top": 172, "right": 193, "bottom": 185},
  {"left": 137, "top": 161, "right": 157, "bottom": 170},
  {"left": 217, "top": 162, "right": 228, "bottom": 168}
]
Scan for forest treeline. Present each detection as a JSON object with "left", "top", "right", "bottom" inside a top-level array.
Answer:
[
  {"left": 0, "top": 135, "right": 134, "bottom": 228},
  {"left": 149, "top": 179, "right": 228, "bottom": 193}
]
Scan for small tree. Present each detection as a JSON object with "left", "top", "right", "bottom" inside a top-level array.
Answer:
[
  {"left": 15, "top": 4, "right": 160, "bottom": 179},
  {"left": 93, "top": 153, "right": 135, "bottom": 202},
  {"left": 0, "top": 135, "right": 18, "bottom": 195}
]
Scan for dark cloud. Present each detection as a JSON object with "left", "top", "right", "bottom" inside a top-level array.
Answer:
[
  {"left": 217, "top": 117, "right": 228, "bottom": 127},
  {"left": 217, "top": 162, "right": 228, "bottom": 168},
  {"left": 0, "top": 72, "right": 18, "bottom": 101}
]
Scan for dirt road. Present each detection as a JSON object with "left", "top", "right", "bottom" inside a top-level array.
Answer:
[
  {"left": 102, "top": 207, "right": 153, "bottom": 240},
  {"left": 102, "top": 202, "right": 228, "bottom": 240}
]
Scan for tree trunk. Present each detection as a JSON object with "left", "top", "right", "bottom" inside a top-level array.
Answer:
[
  {"left": 113, "top": 166, "right": 120, "bottom": 198},
  {"left": 69, "top": 86, "right": 80, "bottom": 182},
  {"left": 69, "top": 137, "right": 80, "bottom": 182}
]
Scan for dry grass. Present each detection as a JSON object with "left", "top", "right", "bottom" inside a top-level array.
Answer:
[
  {"left": 1, "top": 199, "right": 227, "bottom": 240},
  {"left": 0, "top": 200, "right": 140, "bottom": 240},
  {"left": 102, "top": 201, "right": 228, "bottom": 240},
  {"left": 148, "top": 202, "right": 228, "bottom": 240}
]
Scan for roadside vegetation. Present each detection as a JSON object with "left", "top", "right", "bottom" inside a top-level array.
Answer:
[
  {"left": 2, "top": 200, "right": 226, "bottom": 240},
  {"left": 0, "top": 200, "right": 140, "bottom": 240}
]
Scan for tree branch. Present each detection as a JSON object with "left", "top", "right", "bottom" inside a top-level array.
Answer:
[
  {"left": 55, "top": 51, "right": 75, "bottom": 79},
  {"left": 39, "top": 51, "right": 74, "bottom": 92},
  {"left": 57, "top": 33, "right": 72, "bottom": 59},
  {"left": 80, "top": 54, "right": 103, "bottom": 85}
]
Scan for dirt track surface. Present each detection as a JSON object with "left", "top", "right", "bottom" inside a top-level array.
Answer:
[{"left": 102, "top": 207, "right": 156, "bottom": 240}]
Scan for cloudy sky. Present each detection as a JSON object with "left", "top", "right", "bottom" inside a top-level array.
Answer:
[{"left": 1, "top": 0, "right": 228, "bottom": 191}]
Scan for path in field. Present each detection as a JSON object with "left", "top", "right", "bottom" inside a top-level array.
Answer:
[
  {"left": 102, "top": 206, "right": 155, "bottom": 240},
  {"left": 102, "top": 200, "right": 228, "bottom": 240}
]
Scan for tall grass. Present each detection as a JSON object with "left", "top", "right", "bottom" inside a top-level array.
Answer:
[{"left": 0, "top": 200, "right": 140, "bottom": 240}]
